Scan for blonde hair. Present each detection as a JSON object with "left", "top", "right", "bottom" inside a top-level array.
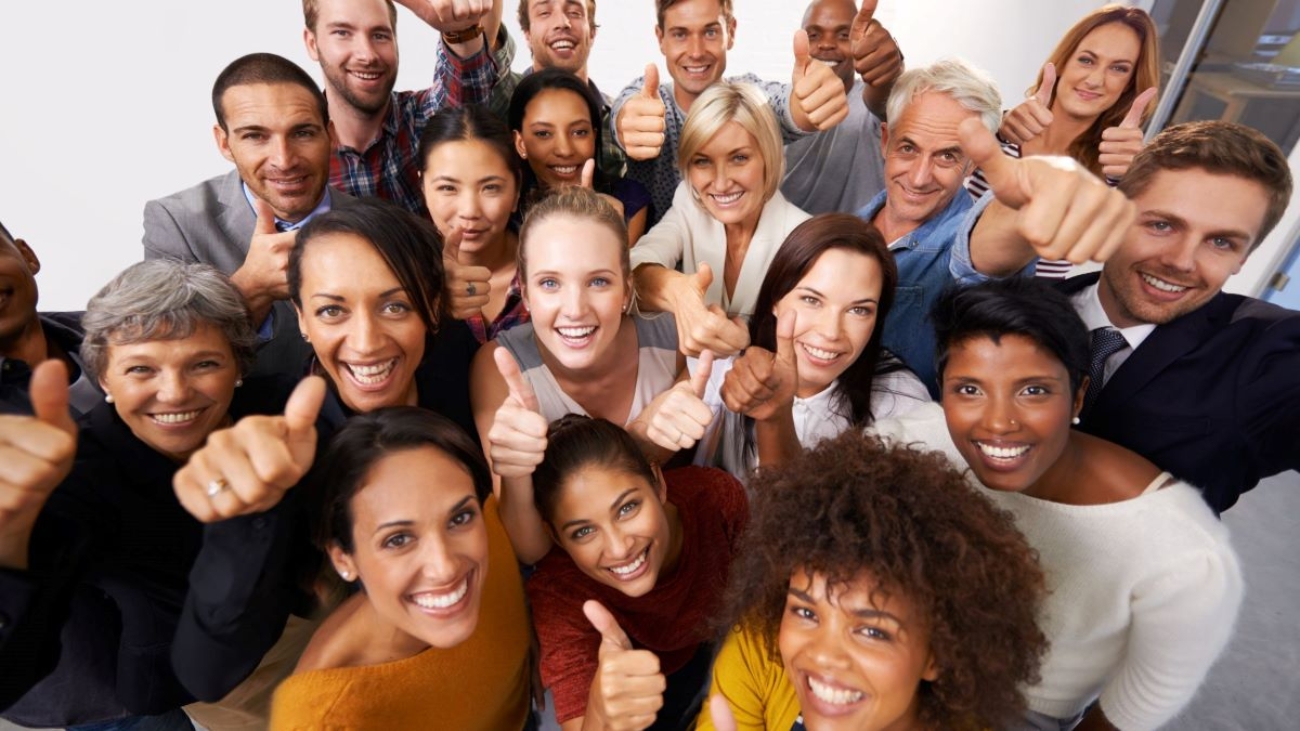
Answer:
[
  {"left": 516, "top": 186, "right": 630, "bottom": 280},
  {"left": 678, "top": 82, "right": 785, "bottom": 207},
  {"left": 1034, "top": 4, "right": 1161, "bottom": 176}
]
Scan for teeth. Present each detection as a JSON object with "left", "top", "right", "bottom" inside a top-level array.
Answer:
[
  {"left": 609, "top": 549, "right": 647, "bottom": 576},
  {"left": 551, "top": 165, "right": 578, "bottom": 175},
  {"left": 552, "top": 41, "right": 575, "bottom": 50},
  {"left": 808, "top": 677, "right": 864, "bottom": 705},
  {"left": 685, "top": 65, "right": 708, "bottom": 74},
  {"left": 151, "top": 410, "right": 202, "bottom": 424},
  {"left": 411, "top": 577, "right": 469, "bottom": 609},
  {"left": 1141, "top": 273, "right": 1187, "bottom": 293},
  {"left": 352, "top": 71, "right": 381, "bottom": 80},
  {"left": 977, "top": 443, "right": 1030, "bottom": 459},
  {"left": 557, "top": 326, "right": 596, "bottom": 339},
  {"left": 801, "top": 344, "right": 841, "bottom": 361},
  {"left": 712, "top": 191, "right": 743, "bottom": 205},
  {"left": 345, "top": 359, "right": 397, "bottom": 384}
]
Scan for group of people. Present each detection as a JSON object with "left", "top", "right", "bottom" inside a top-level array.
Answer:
[{"left": 1, "top": 1, "right": 1298, "bottom": 730}]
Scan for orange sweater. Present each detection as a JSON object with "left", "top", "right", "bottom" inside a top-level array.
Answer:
[{"left": 269, "top": 499, "right": 531, "bottom": 730}]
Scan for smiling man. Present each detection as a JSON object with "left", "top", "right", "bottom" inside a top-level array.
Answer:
[
  {"left": 967, "top": 120, "right": 1299, "bottom": 513},
  {"left": 143, "top": 53, "right": 355, "bottom": 378},
  {"left": 303, "top": 0, "right": 502, "bottom": 215}
]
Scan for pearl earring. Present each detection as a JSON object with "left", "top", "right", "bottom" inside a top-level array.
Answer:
[
  {"left": 1071, "top": 416, "right": 1081, "bottom": 425},
  {"left": 339, "top": 570, "right": 349, "bottom": 580},
  {"left": 235, "top": 378, "right": 243, "bottom": 388},
  {"left": 105, "top": 393, "right": 114, "bottom": 404}
]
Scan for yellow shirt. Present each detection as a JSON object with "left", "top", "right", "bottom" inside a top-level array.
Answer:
[
  {"left": 269, "top": 499, "right": 531, "bottom": 731},
  {"left": 696, "top": 626, "right": 802, "bottom": 731}
]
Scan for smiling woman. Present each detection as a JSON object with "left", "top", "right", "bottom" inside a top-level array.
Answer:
[
  {"left": 700, "top": 432, "right": 1047, "bottom": 731},
  {"left": 0, "top": 260, "right": 305, "bottom": 729},
  {"left": 267, "top": 407, "right": 532, "bottom": 730},
  {"left": 525, "top": 415, "right": 748, "bottom": 731}
]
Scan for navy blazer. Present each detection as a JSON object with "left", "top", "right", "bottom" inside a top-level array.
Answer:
[{"left": 1061, "top": 273, "right": 1300, "bottom": 513}]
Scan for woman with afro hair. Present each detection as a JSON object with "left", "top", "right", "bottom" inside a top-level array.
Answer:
[{"left": 698, "top": 432, "right": 1048, "bottom": 731}]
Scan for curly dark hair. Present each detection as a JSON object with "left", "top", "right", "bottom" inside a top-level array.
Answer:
[{"left": 724, "top": 431, "right": 1048, "bottom": 730}]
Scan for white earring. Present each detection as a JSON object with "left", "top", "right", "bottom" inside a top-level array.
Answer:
[
  {"left": 105, "top": 393, "right": 114, "bottom": 404},
  {"left": 1071, "top": 416, "right": 1081, "bottom": 425},
  {"left": 235, "top": 378, "right": 243, "bottom": 388},
  {"left": 339, "top": 570, "right": 349, "bottom": 580}
]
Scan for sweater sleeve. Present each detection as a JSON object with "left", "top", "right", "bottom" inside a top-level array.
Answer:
[
  {"left": 1098, "top": 542, "right": 1244, "bottom": 730},
  {"left": 695, "top": 627, "right": 798, "bottom": 731}
]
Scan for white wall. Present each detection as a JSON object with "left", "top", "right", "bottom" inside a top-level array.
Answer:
[{"left": 4, "top": 0, "right": 1125, "bottom": 309}]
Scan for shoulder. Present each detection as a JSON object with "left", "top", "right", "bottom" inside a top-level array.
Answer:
[
  {"left": 148, "top": 171, "right": 235, "bottom": 214},
  {"left": 292, "top": 593, "right": 371, "bottom": 674},
  {"left": 667, "top": 466, "right": 748, "bottom": 522},
  {"left": 767, "top": 191, "right": 812, "bottom": 228},
  {"left": 633, "top": 312, "right": 679, "bottom": 349}
]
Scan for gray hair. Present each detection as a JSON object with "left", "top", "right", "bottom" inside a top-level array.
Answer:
[
  {"left": 80, "top": 260, "right": 258, "bottom": 383},
  {"left": 885, "top": 57, "right": 1002, "bottom": 134}
]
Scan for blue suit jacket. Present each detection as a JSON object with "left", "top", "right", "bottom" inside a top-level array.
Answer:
[{"left": 1062, "top": 273, "right": 1300, "bottom": 513}]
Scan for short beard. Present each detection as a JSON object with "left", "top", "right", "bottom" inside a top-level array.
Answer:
[{"left": 321, "top": 63, "right": 393, "bottom": 117}]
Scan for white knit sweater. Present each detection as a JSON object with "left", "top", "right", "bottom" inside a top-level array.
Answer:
[{"left": 870, "top": 403, "right": 1244, "bottom": 730}]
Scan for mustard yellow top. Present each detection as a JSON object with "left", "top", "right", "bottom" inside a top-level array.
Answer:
[
  {"left": 696, "top": 626, "right": 802, "bottom": 731},
  {"left": 269, "top": 499, "right": 531, "bottom": 731}
]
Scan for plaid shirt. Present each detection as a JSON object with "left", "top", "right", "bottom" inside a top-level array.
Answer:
[
  {"left": 329, "top": 39, "right": 497, "bottom": 215},
  {"left": 465, "top": 271, "right": 528, "bottom": 344}
]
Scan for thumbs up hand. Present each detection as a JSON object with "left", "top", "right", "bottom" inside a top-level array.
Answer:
[
  {"left": 486, "top": 348, "right": 548, "bottom": 479},
  {"left": 961, "top": 117, "right": 1135, "bottom": 266},
  {"left": 792, "top": 29, "right": 850, "bottom": 131},
  {"left": 173, "top": 376, "right": 327, "bottom": 523},
  {"left": 442, "top": 227, "right": 492, "bottom": 321},
  {"left": 617, "top": 65, "right": 668, "bottom": 161},
  {"left": 1000, "top": 62, "right": 1057, "bottom": 146},
  {"left": 635, "top": 351, "right": 716, "bottom": 453},
  {"left": 666, "top": 263, "right": 751, "bottom": 357},
  {"left": 1099, "top": 87, "right": 1157, "bottom": 179},
  {"left": 850, "top": 0, "right": 903, "bottom": 88},
  {"left": 0, "top": 361, "right": 78, "bottom": 569},
  {"left": 584, "top": 600, "right": 665, "bottom": 731},
  {"left": 720, "top": 309, "right": 798, "bottom": 421},
  {"left": 230, "top": 199, "right": 298, "bottom": 322}
]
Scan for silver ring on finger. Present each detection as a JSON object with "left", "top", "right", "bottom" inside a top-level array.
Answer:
[
  {"left": 467, "top": 282, "right": 477, "bottom": 296},
  {"left": 206, "top": 477, "right": 230, "bottom": 498}
]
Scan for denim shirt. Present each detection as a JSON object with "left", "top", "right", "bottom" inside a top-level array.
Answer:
[{"left": 857, "top": 189, "right": 994, "bottom": 396}]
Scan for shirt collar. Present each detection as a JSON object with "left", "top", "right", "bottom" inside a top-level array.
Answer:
[
  {"left": 241, "top": 184, "right": 333, "bottom": 231},
  {"left": 1071, "top": 282, "right": 1157, "bottom": 351},
  {"left": 860, "top": 188, "right": 973, "bottom": 250}
]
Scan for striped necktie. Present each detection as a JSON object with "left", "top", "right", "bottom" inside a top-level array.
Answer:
[{"left": 1082, "top": 327, "right": 1127, "bottom": 415}]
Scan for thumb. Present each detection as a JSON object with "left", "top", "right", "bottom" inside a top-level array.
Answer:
[
  {"left": 30, "top": 360, "right": 76, "bottom": 437},
  {"left": 284, "top": 375, "right": 327, "bottom": 434},
  {"left": 494, "top": 347, "right": 539, "bottom": 413},
  {"left": 580, "top": 158, "right": 596, "bottom": 189},
  {"left": 709, "top": 694, "right": 739, "bottom": 731},
  {"left": 793, "top": 29, "right": 811, "bottom": 75},
  {"left": 960, "top": 117, "right": 1028, "bottom": 208},
  {"left": 642, "top": 64, "right": 660, "bottom": 98},
  {"left": 693, "top": 262, "right": 714, "bottom": 295},
  {"left": 775, "top": 308, "right": 796, "bottom": 372},
  {"left": 689, "top": 350, "right": 714, "bottom": 398},
  {"left": 252, "top": 198, "right": 278, "bottom": 236},
  {"left": 1120, "top": 87, "right": 1157, "bottom": 129},
  {"left": 443, "top": 227, "right": 464, "bottom": 264},
  {"left": 1034, "top": 62, "right": 1056, "bottom": 107},
  {"left": 851, "top": 0, "right": 878, "bottom": 47},
  {"left": 584, "top": 600, "right": 632, "bottom": 652}
]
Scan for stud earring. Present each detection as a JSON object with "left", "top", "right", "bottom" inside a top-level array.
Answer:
[
  {"left": 235, "top": 378, "right": 244, "bottom": 388},
  {"left": 105, "top": 393, "right": 114, "bottom": 404},
  {"left": 301, "top": 333, "right": 310, "bottom": 342},
  {"left": 339, "top": 570, "right": 349, "bottom": 580},
  {"left": 1071, "top": 416, "right": 1081, "bottom": 425}
]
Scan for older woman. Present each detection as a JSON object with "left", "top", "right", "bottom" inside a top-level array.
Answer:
[
  {"left": 0, "top": 261, "right": 294, "bottom": 730},
  {"left": 630, "top": 82, "right": 811, "bottom": 356}
]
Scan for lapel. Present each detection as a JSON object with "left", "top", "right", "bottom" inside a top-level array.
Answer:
[
  {"left": 1097, "top": 294, "right": 1227, "bottom": 411},
  {"left": 215, "top": 169, "right": 255, "bottom": 248}
]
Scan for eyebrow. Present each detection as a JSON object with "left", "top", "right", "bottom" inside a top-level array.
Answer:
[
  {"left": 1142, "top": 209, "right": 1252, "bottom": 242},
  {"left": 559, "top": 488, "right": 638, "bottom": 531},
  {"left": 1078, "top": 48, "right": 1134, "bottom": 65},
  {"left": 372, "top": 496, "right": 476, "bottom": 535},
  {"left": 430, "top": 173, "right": 508, "bottom": 184},
  {"left": 530, "top": 268, "right": 620, "bottom": 279},
  {"left": 795, "top": 285, "right": 877, "bottom": 305},
  {"left": 310, "top": 286, "right": 406, "bottom": 301}
]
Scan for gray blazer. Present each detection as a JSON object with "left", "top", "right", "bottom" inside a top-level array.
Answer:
[{"left": 142, "top": 170, "right": 355, "bottom": 378}]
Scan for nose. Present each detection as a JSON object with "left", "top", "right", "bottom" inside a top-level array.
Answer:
[
  {"left": 457, "top": 191, "right": 483, "bottom": 222},
  {"left": 602, "top": 526, "right": 637, "bottom": 562},
  {"left": 814, "top": 34, "right": 836, "bottom": 53},
  {"left": 354, "top": 34, "right": 378, "bottom": 64},
  {"left": 156, "top": 368, "right": 192, "bottom": 405},
  {"left": 687, "top": 33, "right": 706, "bottom": 58},
  {"left": 419, "top": 534, "right": 460, "bottom": 585},
  {"left": 812, "top": 308, "right": 845, "bottom": 342},
  {"left": 268, "top": 134, "right": 294, "bottom": 170},
  {"left": 804, "top": 622, "right": 851, "bottom": 669},
  {"left": 908, "top": 156, "right": 935, "bottom": 188},
  {"left": 1157, "top": 234, "right": 1198, "bottom": 273},
  {"left": 348, "top": 310, "right": 384, "bottom": 355},
  {"left": 560, "top": 282, "right": 590, "bottom": 319},
  {"left": 554, "top": 131, "right": 574, "bottom": 158},
  {"left": 980, "top": 394, "right": 1020, "bottom": 435}
]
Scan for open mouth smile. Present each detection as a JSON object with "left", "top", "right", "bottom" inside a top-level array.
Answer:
[
  {"left": 605, "top": 546, "right": 651, "bottom": 581},
  {"left": 342, "top": 358, "right": 399, "bottom": 388}
]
